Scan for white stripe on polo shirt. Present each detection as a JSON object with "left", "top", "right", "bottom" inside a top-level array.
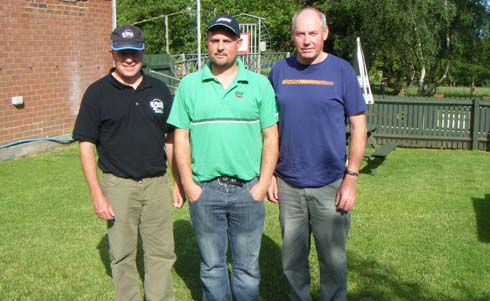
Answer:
[{"left": 191, "top": 119, "right": 260, "bottom": 126}]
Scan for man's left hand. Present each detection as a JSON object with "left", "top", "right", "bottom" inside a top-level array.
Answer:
[{"left": 335, "top": 175, "right": 357, "bottom": 211}]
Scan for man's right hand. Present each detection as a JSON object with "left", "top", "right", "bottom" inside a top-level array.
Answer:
[
  {"left": 93, "top": 194, "right": 115, "bottom": 220},
  {"left": 79, "top": 141, "right": 114, "bottom": 221},
  {"left": 184, "top": 181, "right": 202, "bottom": 203},
  {"left": 267, "top": 175, "right": 279, "bottom": 204},
  {"left": 173, "top": 183, "right": 186, "bottom": 208}
]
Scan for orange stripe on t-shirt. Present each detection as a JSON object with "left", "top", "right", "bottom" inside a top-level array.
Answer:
[{"left": 282, "top": 79, "right": 334, "bottom": 86}]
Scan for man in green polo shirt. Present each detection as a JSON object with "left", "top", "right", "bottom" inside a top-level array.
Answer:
[{"left": 168, "top": 15, "right": 279, "bottom": 301}]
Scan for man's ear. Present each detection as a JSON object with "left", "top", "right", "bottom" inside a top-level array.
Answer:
[{"left": 323, "top": 26, "right": 329, "bottom": 41}]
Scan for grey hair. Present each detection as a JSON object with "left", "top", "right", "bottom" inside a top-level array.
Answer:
[{"left": 291, "top": 8, "right": 327, "bottom": 32}]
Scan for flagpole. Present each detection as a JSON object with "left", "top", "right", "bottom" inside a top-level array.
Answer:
[{"left": 197, "top": 0, "right": 201, "bottom": 70}]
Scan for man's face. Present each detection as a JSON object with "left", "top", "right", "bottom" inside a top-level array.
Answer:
[
  {"left": 206, "top": 28, "right": 242, "bottom": 69},
  {"left": 112, "top": 50, "right": 143, "bottom": 81},
  {"left": 292, "top": 10, "right": 328, "bottom": 65}
]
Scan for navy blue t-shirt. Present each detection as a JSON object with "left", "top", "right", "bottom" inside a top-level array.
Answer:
[
  {"left": 269, "top": 55, "right": 367, "bottom": 187},
  {"left": 72, "top": 70, "right": 173, "bottom": 180}
]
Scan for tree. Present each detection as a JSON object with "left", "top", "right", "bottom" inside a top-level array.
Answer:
[
  {"left": 116, "top": 0, "right": 490, "bottom": 92},
  {"left": 116, "top": 0, "right": 303, "bottom": 55},
  {"left": 116, "top": 0, "right": 199, "bottom": 54},
  {"left": 324, "top": 0, "right": 490, "bottom": 95}
]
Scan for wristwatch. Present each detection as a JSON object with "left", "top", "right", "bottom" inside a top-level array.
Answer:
[{"left": 344, "top": 170, "right": 359, "bottom": 177}]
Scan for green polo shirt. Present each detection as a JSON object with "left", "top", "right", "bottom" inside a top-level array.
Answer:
[{"left": 168, "top": 59, "right": 278, "bottom": 182}]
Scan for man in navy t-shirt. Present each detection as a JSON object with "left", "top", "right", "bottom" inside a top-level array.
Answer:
[{"left": 268, "top": 8, "right": 368, "bottom": 301}]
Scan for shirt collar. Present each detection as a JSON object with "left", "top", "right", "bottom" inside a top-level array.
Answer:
[
  {"left": 108, "top": 68, "right": 151, "bottom": 90},
  {"left": 201, "top": 58, "right": 248, "bottom": 83}
]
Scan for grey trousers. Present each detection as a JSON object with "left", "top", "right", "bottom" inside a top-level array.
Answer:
[{"left": 278, "top": 176, "right": 350, "bottom": 301}]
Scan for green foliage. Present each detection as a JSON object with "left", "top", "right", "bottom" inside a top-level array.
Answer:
[
  {"left": 1, "top": 145, "right": 490, "bottom": 299},
  {"left": 116, "top": 1, "right": 490, "bottom": 94},
  {"left": 116, "top": 0, "right": 198, "bottom": 54},
  {"left": 116, "top": 0, "right": 305, "bottom": 55}
]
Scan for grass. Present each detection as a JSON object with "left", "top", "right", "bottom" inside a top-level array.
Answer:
[
  {"left": 1, "top": 144, "right": 490, "bottom": 300},
  {"left": 405, "top": 86, "right": 490, "bottom": 97}
]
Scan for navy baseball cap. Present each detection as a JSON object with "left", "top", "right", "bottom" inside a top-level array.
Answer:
[
  {"left": 111, "top": 26, "right": 145, "bottom": 51},
  {"left": 207, "top": 15, "right": 240, "bottom": 37}
]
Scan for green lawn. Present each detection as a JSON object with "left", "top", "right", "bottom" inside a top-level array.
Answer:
[
  {"left": 405, "top": 86, "right": 490, "bottom": 97},
  {"left": 1, "top": 144, "right": 489, "bottom": 300}
]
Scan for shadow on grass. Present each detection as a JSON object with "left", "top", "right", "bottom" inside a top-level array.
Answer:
[
  {"left": 173, "top": 219, "right": 289, "bottom": 301},
  {"left": 360, "top": 157, "right": 385, "bottom": 176},
  {"left": 173, "top": 219, "right": 202, "bottom": 300},
  {"left": 96, "top": 223, "right": 490, "bottom": 300},
  {"left": 97, "top": 232, "right": 145, "bottom": 280},
  {"left": 259, "top": 234, "right": 289, "bottom": 300},
  {"left": 96, "top": 234, "right": 111, "bottom": 277},
  {"left": 472, "top": 193, "right": 490, "bottom": 243},
  {"left": 347, "top": 251, "right": 490, "bottom": 300}
]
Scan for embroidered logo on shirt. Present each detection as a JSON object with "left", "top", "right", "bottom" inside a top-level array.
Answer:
[
  {"left": 150, "top": 98, "right": 164, "bottom": 114},
  {"left": 235, "top": 91, "right": 244, "bottom": 99},
  {"left": 282, "top": 79, "right": 334, "bottom": 86}
]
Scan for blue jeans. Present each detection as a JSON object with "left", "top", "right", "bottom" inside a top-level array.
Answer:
[
  {"left": 278, "top": 176, "right": 350, "bottom": 301},
  {"left": 189, "top": 177, "right": 265, "bottom": 301}
]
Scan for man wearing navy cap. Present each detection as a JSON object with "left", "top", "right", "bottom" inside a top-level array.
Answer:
[
  {"left": 73, "top": 25, "right": 183, "bottom": 300},
  {"left": 169, "top": 15, "right": 279, "bottom": 301}
]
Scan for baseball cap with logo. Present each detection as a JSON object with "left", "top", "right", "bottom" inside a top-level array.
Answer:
[
  {"left": 111, "top": 26, "right": 145, "bottom": 51},
  {"left": 207, "top": 15, "right": 240, "bottom": 37}
]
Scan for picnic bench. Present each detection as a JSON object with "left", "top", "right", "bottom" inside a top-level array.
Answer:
[
  {"left": 372, "top": 142, "right": 397, "bottom": 158},
  {"left": 346, "top": 124, "right": 397, "bottom": 175}
]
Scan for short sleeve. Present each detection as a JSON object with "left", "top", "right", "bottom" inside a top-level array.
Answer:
[
  {"left": 72, "top": 84, "right": 101, "bottom": 143},
  {"left": 167, "top": 78, "right": 191, "bottom": 130},
  {"left": 342, "top": 63, "right": 367, "bottom": 116},
  {"left": 257, "top": 76, "right": 278, "bottom": 128}
]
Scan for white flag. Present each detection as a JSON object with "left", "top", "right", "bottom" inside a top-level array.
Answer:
[{"left": 353, "top": 37, "right": 374, "bottom": 104}]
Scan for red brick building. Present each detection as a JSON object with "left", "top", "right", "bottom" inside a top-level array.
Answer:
[{"left": 0, "top": 0, "right": 113, "bottom": 151}]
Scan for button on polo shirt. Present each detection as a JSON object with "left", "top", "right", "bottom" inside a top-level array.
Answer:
[{"left": 73, "top": 71, "right": 173, "bottom": 180}]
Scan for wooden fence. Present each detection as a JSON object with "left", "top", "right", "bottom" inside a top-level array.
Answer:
[{"left": 368, "top": 96, "right": 490, "bottom": 150}]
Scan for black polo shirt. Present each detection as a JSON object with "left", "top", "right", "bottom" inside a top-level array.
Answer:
[{"left": 73, "top": 69, "right": 173, "bottom": 180}]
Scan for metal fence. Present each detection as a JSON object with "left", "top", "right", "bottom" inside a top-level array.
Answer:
[
  {"left": 145, "top": 52, "right": 289, "bottom": 94},
  {"left": 368, "top": 96, "right": 490, "bottom": 150},
  {"left": 171, "top": 51, "right": 289, "bottom": 77}
]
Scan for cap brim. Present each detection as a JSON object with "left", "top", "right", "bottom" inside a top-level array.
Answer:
[
  {"left": 207, "top": 24, "right": 240, "bottom": 37},
  {"left": 111, "top": 41, "right": 145, "bottom": 51}
]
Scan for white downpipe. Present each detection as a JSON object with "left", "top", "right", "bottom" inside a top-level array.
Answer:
[
  {"left": 197, "top": 0, "right": 201, "bottom": 70},
  {"left": 112, "top": 0, "right": 117, "bottom": 29}
]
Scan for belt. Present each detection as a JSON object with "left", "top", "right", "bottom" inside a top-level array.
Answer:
[{"left": 216, "top": 175, "right": 247, "bottom": 186}]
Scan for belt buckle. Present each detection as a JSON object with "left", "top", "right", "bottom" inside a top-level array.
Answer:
[
  {"left": 217, "top": 176, "right": 227, "bottom": 185},
  {"left": 217, "top": 176, "right": 242, "bottom": 186}
]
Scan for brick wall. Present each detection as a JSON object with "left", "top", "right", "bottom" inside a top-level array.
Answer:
[{"left": 0, "top": 0, "right": 113, "bottom": 146}]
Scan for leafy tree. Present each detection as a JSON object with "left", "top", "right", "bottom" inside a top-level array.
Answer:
[
  {"left": 116, "top": 0, "right": 490, "bottom": 93},
  {"left": 324, "top": 0, "right": 490, "bottom": 95},
  {"left": 117, "top": 0, "right": 200, "bottom": 54}
]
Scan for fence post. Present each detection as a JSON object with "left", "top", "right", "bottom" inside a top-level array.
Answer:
[{"left": 471, "top": 97, "right": 481, "bottom": 150}]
